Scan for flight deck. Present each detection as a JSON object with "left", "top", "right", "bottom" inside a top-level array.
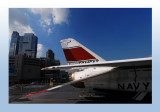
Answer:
[{"left": 9, "top": 84, "right": 151, "bottom": 104}]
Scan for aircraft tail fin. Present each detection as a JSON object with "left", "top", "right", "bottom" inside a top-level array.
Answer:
[{"left": 60, "top": 38, "right": 105, "bottom": 65}]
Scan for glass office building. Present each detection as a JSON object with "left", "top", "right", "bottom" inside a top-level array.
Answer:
[
  {"left": 9, "top": 31, "right": 38, "bottom": 58},
  {"left": 18, "top": 33, "right": 38, "bottom": 58},
  {"left": 9, "top": 31, "right": 20, "bottom": 56}
]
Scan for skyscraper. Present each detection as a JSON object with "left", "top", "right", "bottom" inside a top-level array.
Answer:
[
  {"left": 45, "top": 49, "right": 60, "bottom": 67},
  {"left": 46, "top": 49, "right": 54, "bottom": 60},
  {"left": 9, "top": 31, "right": 38, "bottom": 58},
  {"left": 18, "top": 33, "right": 38, "bottom": 58},
  {"left": 9, "top": 31, "right": 20, "bottom": 56}
]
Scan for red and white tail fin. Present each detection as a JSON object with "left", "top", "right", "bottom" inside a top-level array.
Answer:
[{"left": 60, "top": 38, "right": 105, "bottom": 65}]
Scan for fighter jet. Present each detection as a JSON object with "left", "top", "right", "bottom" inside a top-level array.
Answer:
[{"left": 26, "top": 38, "right": 152, "bottom": 101}]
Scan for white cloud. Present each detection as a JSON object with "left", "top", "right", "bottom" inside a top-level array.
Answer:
[
  {"left": 9, "top": 21, "right": 34, "bottom": 37},
  {"left": 9, "top": 8, "right": 35, "bottom": 39},
  {"left": 29, "top": 8, "right": 52, "bottom": 29},
  {"left": 52, "top": 8, "right": 70, "bottom": 24},
  {"left": 29, "top": 8, "right": 70, "bottom": 34},
  {"left": 29, "top": 8, "right": 52, "bottom": 19},
  {"left": 9, "top": 8, "right": 28, "bottom": 26},
  {"left": 47, "top": 28, "right": 52, "bottom": 35},
  {"left": 9, "top": 8, "right": 70, "bottom": 37},
  {"left": 45, "top": 18, "right": 51, "bottom": 26},
  {"left": 37, "top": 44, "right": 44, "bottom": 57}
]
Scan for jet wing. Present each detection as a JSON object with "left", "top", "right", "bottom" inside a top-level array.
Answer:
[
  {"left": 26, "top": 66, "right": 115, "bottom": 97},
  {"left": 26, "top": 57, "right": 151, "bottom": 97},
  {"left": 42, "top": 57, "right": 152, "bottom": 70}
]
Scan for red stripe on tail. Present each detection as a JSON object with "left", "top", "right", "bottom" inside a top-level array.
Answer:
[{"left": 63, "top": 47, "right": 96, "bottom": 61}]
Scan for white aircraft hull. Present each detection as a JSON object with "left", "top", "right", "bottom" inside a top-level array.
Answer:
[{"left": 83, "top": 66, "right": 151, "bottom": 92}]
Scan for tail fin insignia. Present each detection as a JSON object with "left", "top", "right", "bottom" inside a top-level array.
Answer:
[{"left": 60, "top": 38, "right": 105, "bottom": 64}]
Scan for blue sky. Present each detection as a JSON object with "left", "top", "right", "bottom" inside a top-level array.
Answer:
[{"left": 9, "top": 8, "right": 152, "bottom": 64}]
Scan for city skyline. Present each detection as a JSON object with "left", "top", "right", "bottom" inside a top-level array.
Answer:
[{"left": 9, "top": 8, "right": 152, "bottom": 64}]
